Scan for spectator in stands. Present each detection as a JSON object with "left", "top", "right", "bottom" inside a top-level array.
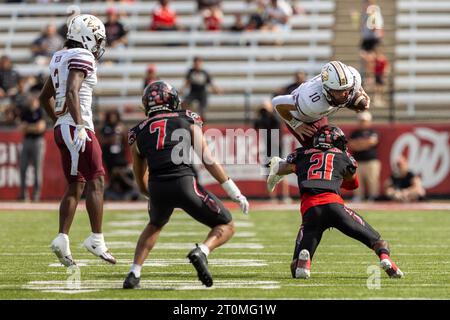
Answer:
[
  {"left": 246, "top": 0, "right": 267, "bottom": 31},
  {"left": 202, "top": 5, "right": 223, "bottom": 31},
  {"left": 229, "top": 13, "right": 246, "bottom": 32},
  {"left": 181, "top": 56, "right": 222, "bottom": 121},
  {"left": 373, "top": 45, "right": 390, "bottom": 107},
  {"left": 143, "top": 64, "right": 160, "bottom": 89},
  {"left": 150, "top": 0, "right": 178, "bottom": 31},
  {"left": 2, "top": 76, "right": 28, "bottom": 126},
  {"left": 100, "top": 110, "right": 128, "bottom": 177},
  {"left": 31, "top": 23, "right": 64, "bottom": 66},
  {"left": 361, "top": 1, "right": 384, "bottom": 52},
  {"left": 274, "top": 70, "right": 307, "bottom": 95},
  {"left": 0, "top": 55, "right": 20, "bottom": 99},
  {"left": 29, "top": 73, "right": 46, "bottom": 92},
  {"left": 254, "top": 100, "right": 291, "bottom": 203},
  {"left": 104, "top": 7, "right": 128, "bottom": 49},
  {"left": 384, "top": 155, "right": 426, "bottom": 202},
  {"left": 100, "top": 110, "right": 139, "bottom": 201},
  {"left": 8, "top": 76, "right": 30, "bottom": 123},
  {"left": 18, "top": 89, "right": 46, "bottom": 202},
  {"left": 360, "top": 1, "right": 384, "bottom": 88},
  {"left": 262, "top": 0, "right": 293, "bottom": 32},
  {"left": 348, "top": 111, "right": 381, "bottom": 202},
  {"left": 197, "top": 0, "right": 222, "bottom": 12},
  {"left": 291, "top": 0, "right": 305, "bottom": 15}
]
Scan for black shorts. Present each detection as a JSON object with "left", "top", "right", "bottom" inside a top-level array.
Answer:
[
  {"left": 375, "top": 74, "right": 384, "bottom": 85},
  {"left": 293, "top": 202, "right": 381, "bottom": 260},
  {"left": 184, "top": 92, "right": 208, "bottom": 111},
  {"left": 147, "top": 175, "right": 232, "bottom": 228},
  {"left": 361, "top": 38, "right": 380, "bottom": 52}
]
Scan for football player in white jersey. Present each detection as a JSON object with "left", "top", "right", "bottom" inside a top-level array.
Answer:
[
  {"left": 272, "top": 61, "right": 370, "bottom": 148},
  {"left": 39, "top": 14, "right": 116, "bottom": 266}
]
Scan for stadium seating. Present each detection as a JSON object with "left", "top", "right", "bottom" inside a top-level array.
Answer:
[
  {"left": 394, "top": 0, "right": 450, "bottom": 119},
  {"left": 0, "top": 0, "right": 335, "bottom": 122}
]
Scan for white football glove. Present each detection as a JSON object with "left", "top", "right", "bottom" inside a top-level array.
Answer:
[
  {"left": 221, "top": 179, "right": 249, "bottom": 214},
  {"left": 73, "top": 124, "right": 92, "bottom": 153},
  {"left": 267, "top": 156, "right": 285, "bottom": 193}
]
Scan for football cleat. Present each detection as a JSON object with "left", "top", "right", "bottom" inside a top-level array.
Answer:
[
  {"left": 267, "top": 156, "right": 285, "bottom": 193},
  {"left": 83, "top": 234, "right": 117, "bottom": 265},
  {"left": 123, "top": 272, "right": 141, "bottom": 289},
  {"left": 380, "top": 259, "right": 404, "bottom": 278},
  {"left": 294, "top": 249, "right": 311, "bottom": 279},
  {"left": 187, "top": 244, "right": 213, "bottom": 287},
  {"left": 51, "top": 234, "right": 76, "bottom": 267}
]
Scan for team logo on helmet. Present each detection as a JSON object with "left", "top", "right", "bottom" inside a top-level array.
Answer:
[
  {"left": 321, "top": 61, "right": 357, "bottom": 107},
  {"left": 67, "top": 14, "right": 106, "bottom": 59},
  {"left": 313, "top": 125, "right": 348, "bottom": 152},
  {"left": 321, "top": 70, "right": 329, "bottom": 82}
]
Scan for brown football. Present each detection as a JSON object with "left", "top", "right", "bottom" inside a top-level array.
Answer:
[{"left": 347, "top": 89, "right": 370, "bottom": 111}]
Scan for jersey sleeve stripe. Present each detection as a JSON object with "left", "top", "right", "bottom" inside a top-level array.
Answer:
[
  {"left": 68, "top": 66, "right": 88, "bottom": 77},
  {"left": 68, "top": 58, "right": 93, "bottom": 66},
  {"left": 68, "top": 63, "right": 93, "bottom": 72}
]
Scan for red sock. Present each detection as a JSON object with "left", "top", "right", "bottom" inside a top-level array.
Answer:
[
  {"left": 380, "top": 253, "right": 390, "bottom": 261},
  {"left": 296, "top": 258, "right": 311, "bottom": 270}
]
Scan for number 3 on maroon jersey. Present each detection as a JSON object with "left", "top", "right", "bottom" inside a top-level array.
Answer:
[
  {"left": 150, "top": 119, "right": 167, "bottom": 150},
  {"left": 307, "top": 153, "right": 335, "bottom": 180}
]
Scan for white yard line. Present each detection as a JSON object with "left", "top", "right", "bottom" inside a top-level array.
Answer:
[
  {"left": 104, "top": 230, "right": 256, "bottom": 238},
  {"left": 48, "top": 258, "right": 268, "bottom": 268},
  {"left": 23, "top": 279, "right": 280, "bottom": 293},
  {"left": 284, "top": 283, "right": 450, "bottom": 287},
  {"left": 104, "top": 242, "right": 264, "bottom": 250}
]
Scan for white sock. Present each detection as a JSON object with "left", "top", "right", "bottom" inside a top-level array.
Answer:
[
  {"left": 90, "top": 233, "right": 105, "bottom": 245},
  {"left": 58, "top": 233, "right": 69, "bottom": 241},
  {"left": 130, "top": 264, "right": 142, "bottom": 278},
  {"left": 55, "top": 233, "right": 71, "bottom": 255},
  {"left": 198, "top": 243, "right": 210, "bottom": 256}
]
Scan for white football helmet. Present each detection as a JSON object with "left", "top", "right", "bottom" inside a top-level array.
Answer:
[
  {"left": 321, "top": 61, "right": 356, "bottom": 106},
  {"left": 67, "top": 14, "right": 106, "bottom": 59}
]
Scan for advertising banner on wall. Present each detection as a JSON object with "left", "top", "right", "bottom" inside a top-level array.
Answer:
[{"left": 0, "top": 123, "right": 449, "bottom": 200}]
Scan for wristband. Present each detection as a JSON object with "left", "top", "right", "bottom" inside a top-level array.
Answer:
[{"left": 221, "top": 178, "right": 241, "bottom": 199}]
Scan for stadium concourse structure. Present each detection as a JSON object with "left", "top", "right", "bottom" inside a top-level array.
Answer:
[{"left": 1, "top": 0, "right": 450, "bottom": 123}]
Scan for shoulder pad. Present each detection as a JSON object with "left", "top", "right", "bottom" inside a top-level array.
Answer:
[
  {"left": 346, "top": 151, "right": 358, "bottom": 168},
  {"left": 286, "top": 147, "right": 304, "bottom": 163},
  {"left": 67, "top": 48, "right": 95, "bottom": 75},
  {"left": 127, "top": 126, "right": 138, "bottom": 146},
  {"left": 185, "top": 110, "right": 204, "bottom": 126},
  {"left": 128, "top": 119, "right": 149, "bottom": 146}
]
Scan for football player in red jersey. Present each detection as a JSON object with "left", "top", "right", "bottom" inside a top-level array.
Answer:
[{"left": 267, "top": 125, "right": 403, "bottom": 279}]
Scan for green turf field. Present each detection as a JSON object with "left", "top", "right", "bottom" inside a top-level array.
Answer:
[{"left": 0, "top": 208, "right": 449, "bottom": 299}]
